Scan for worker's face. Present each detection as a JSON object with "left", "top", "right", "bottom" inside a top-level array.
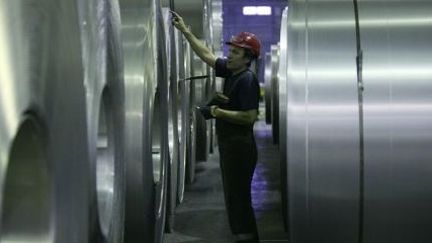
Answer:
[{"left": 226, "top": 45, "right": 250, "bottom": 71}]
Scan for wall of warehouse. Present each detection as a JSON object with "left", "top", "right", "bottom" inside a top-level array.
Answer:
[{"left": 223, "top": 0, "right": 288, "bottom": 82}]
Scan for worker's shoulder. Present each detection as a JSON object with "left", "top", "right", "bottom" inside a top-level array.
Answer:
[
  {"left": 240, "top": 70, "right": 259, "bottom": 85},
  {"left": 237, "top": 69, "right": 254, "bottom": 80}
]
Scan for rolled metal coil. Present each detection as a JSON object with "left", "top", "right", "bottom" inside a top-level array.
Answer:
[
  {"left": 203, "top": 0, "right": 214, "bottom": 53},
  {"left": 184, "top": 38, "right": 197, "bottom": 184},
  {"left": 174, "top": 29, "right": 188, "bottom": 203},
  {"left": 205, "top": 0, "right": 224, "bottom": 154},
  {"left": 285, "top": 1, "right": 432, "bottom": 242},
  {"left": 211, "top": 0, "right": 223, "bottom": 53},
  {"left": 286, "top": 2, "right": 358, "bottom": 241},
  {"left": 191, "top": 52, "right": 208, "bottom": 105},
  {"left": 195, "top": 115, "right": 209, "bottom": 163},
  {"left": 192, "top": 52, "right": 210, "bottom": 162},
  {"left": 204, "top": 68, "right": 214, "bottom": 159},
  {"left": 264, "top": 52, "right": 273, "bottom": 124},
  {"left": 278, "top": 7, "right": 289, "bottom": 232},
  {"left": 204, "top": 0, "right": 221, "bottom": 155},
  {"left": 270, "top": 44, "right": 280, "bottom": 144},
  {"left": 0, "top": 0, "right": 92, "bottom": 242},
  {"left": 162, "top": 7, "right": 180, "bottom": 233},
  {"left": 120, "top": 0, "right": 168, "bottom": 242},
  {"left": 77, "top": 0, "right": 126, "bottom": 241},
  {"left": 358, "top": 1, "right": 432, "bottom": 242},
  {"left": 205, "top": 65, "right": 214, "bottom": 156},
  {"left": 170, "top": 0, "right": 203, "bottom": 38}
]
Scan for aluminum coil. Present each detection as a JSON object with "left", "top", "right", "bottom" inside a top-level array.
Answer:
[
  {"left": 207, "top": 76, "right": 216, "bottom": 156},
  {"left": 358, "top": 1, "right": 432, "bottom": 242},
  {"left": 192, "top": 52, "right": 210, "bottom": 162},
  {"left": 203, "top": 0, "right": 216, "bottom": 102},
  {"left": 285, "top": 1, "right": 432, "bottom": 242},
  {"left": 205, "top": 68, "right": 215, "bottom": 155},
  {"left": 77, "top": 0, "right": 126, "bottom": 241},
  {"left": 192, "top": 53, "right": 208, "bottom": 105},
  {"left": 286, "top": 1, "right": 360, "bottom": 241},
  {"left": 171, "top": 0, "right": 203, "bottom": 38},
  {"left": 205, "top": 0, "right": 222, "bottom": 155},
  {"left": 270, "top": 44, "right": 280, "bottom": 144},
  {"left": 162, "top": 7, "right": 180, "bottom": 232},
  {"left": 185, "top": 41, "right": 197, "bottom": 184},
  {"left": 175, "top": 29, "right": 188, "bottom": 203},
  {"left": 264, "top": 52, "right": 273, "bottom": 124},
  {"left": 277, "top": 7, "right": 289, "bottom": 232},
  {"left": 203, "top": 0, "right": 214, "bottom": 54},
  {"left": 213, "top": 0, "right": 224, "bottom": 97},
  {"left": 211, "top": 0, "right": 223, "bottom": 53},
  {"left": 0, "top": 0, "right": 91, "bottom": 242},
  {"left": 120, "top": 0, "right": 168, "bottom": 242},
  {"left": 201, "top": 0, "right": 222, "bottom": 156}
]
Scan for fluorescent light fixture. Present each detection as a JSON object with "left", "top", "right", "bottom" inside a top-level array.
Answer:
[
  {"left": 257, "top": 6, "right": 272, "bottom": 15},
  {"left": 243, "top": 6, "right": 256, "bottom": 15},
  {"left": 243, "top": 6, "right": 272, "bottom": 16}
]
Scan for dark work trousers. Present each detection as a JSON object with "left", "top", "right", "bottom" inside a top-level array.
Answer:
[{"left": 217, "top": 128, "right": 259, "bottom": 242}]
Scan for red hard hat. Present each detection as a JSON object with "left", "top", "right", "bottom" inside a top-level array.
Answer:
[{"left": 226, "top": 32, "right": 261, "bottom": 58}]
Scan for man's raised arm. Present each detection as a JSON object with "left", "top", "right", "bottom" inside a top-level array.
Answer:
[{"left": 171, "top": 11, "right": 216, "bottom": 68}]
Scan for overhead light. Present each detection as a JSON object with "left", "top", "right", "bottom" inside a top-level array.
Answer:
[{"left": 243, "top": 6, "right": 272, "bottom": 16}]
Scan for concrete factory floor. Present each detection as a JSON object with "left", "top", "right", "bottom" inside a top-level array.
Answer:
[{"left": 165, "top": 110, "right": 289, "bottom": 243}]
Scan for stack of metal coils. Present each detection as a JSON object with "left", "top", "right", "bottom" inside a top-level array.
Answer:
[
  {"left": 0, "top": 0, "right": 205, "bottom": 242},
  {"left": 0, "top": 0, "right": 93, "bottom": 242}
]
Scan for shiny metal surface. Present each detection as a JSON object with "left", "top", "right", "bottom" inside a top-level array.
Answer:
[
  {"left": 2, "top": 119, "right": 51, "bottom": 243},
  {"left": 0, "top": 0, "right": 91, "bottom": 242},
  {"left": 264, "top": 52, "right": 272, "bottom": 124},
  {"left": 202, "top": 0, "right": 214, "bottom": 100},
  {"left": 192, "top": 53, "right": 207, "bottom": 105},
  {"left": 285, "top": 0, "right": 432, "bottom": 242},
  {"left": 358, "top": 1, "right": 432, "bottom": 242},
  {"left": 211, "top": 0, "right": 223, "bottom": 53},
  {"left": 120, "top": 0, "right": 168, "bottom": 241},
  {"left": 162, "top": 8, "right": 179, "bottom": 190},
  {"left": 270, "top": 44, "right": 280, "bottom": 144},
  {"left": 203, "top": 0, "right": 219, "bottom": 156},
  {"left": 212, "top": 0, "right": 224, "bottom": 150},
  {"left": 185, "top": 41, "right": 197, "bottom": 184},
  {"left": 278, "top": 7, "right": 288, "bottom": 156},
  {"left": 175, "top": 29, "right": 188, "bottom": 203},
  {"left": 170, "top": 0, "right": 204, "bottom": 38},
  {"left": 151, "top": 24, "right": 168, "bottom": 238},
  {"left": 203, "top": 0, "right": 213, "bottom": 53},
  {"left": 151, "top": 2, "right": 169, "bottom": 241},
  {"left": 77, "top": 0, "right": 125, "bottom": 241},
  {"left": 162, "top": 7, "right": 180, "bottom": 232},
  {"left": 277, "top": 7, "right": 289, "bottom": 232},
  {"left": 192, "top": 52, "right": 210, "bottom": 162},
  {"left": 286, "top": 1, "right": 360, "bottom": 242},
  {"left": 95, "top": 98, "right": 115, "bottom": 239}
]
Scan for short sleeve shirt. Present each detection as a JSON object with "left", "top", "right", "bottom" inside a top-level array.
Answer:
[
  {"left": 214, "top": 58, "right": 260, "bottom": 135},
  {"left": 215, "top": 58, "right": 259, "bottom": 112}
]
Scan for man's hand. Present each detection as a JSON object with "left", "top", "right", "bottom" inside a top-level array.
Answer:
[
  {"left": 207, "top": 92, "right": 229, "bottom": 106},
  {"left": 197, "top": 106, "right": 215, "bottom": 120},
  {"left": 170, "top": 11, "right": 188, "bottom": 33},
  {"left": 210, "top": 105, "right": 218, "bottom": 117},
  {"left": 170, "top": 10, "right": 216, "bottom": 68}
]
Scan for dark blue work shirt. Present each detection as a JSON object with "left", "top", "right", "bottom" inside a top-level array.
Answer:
[{"left": 215, "top": 58, "right": 260, "bottom": 135}]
